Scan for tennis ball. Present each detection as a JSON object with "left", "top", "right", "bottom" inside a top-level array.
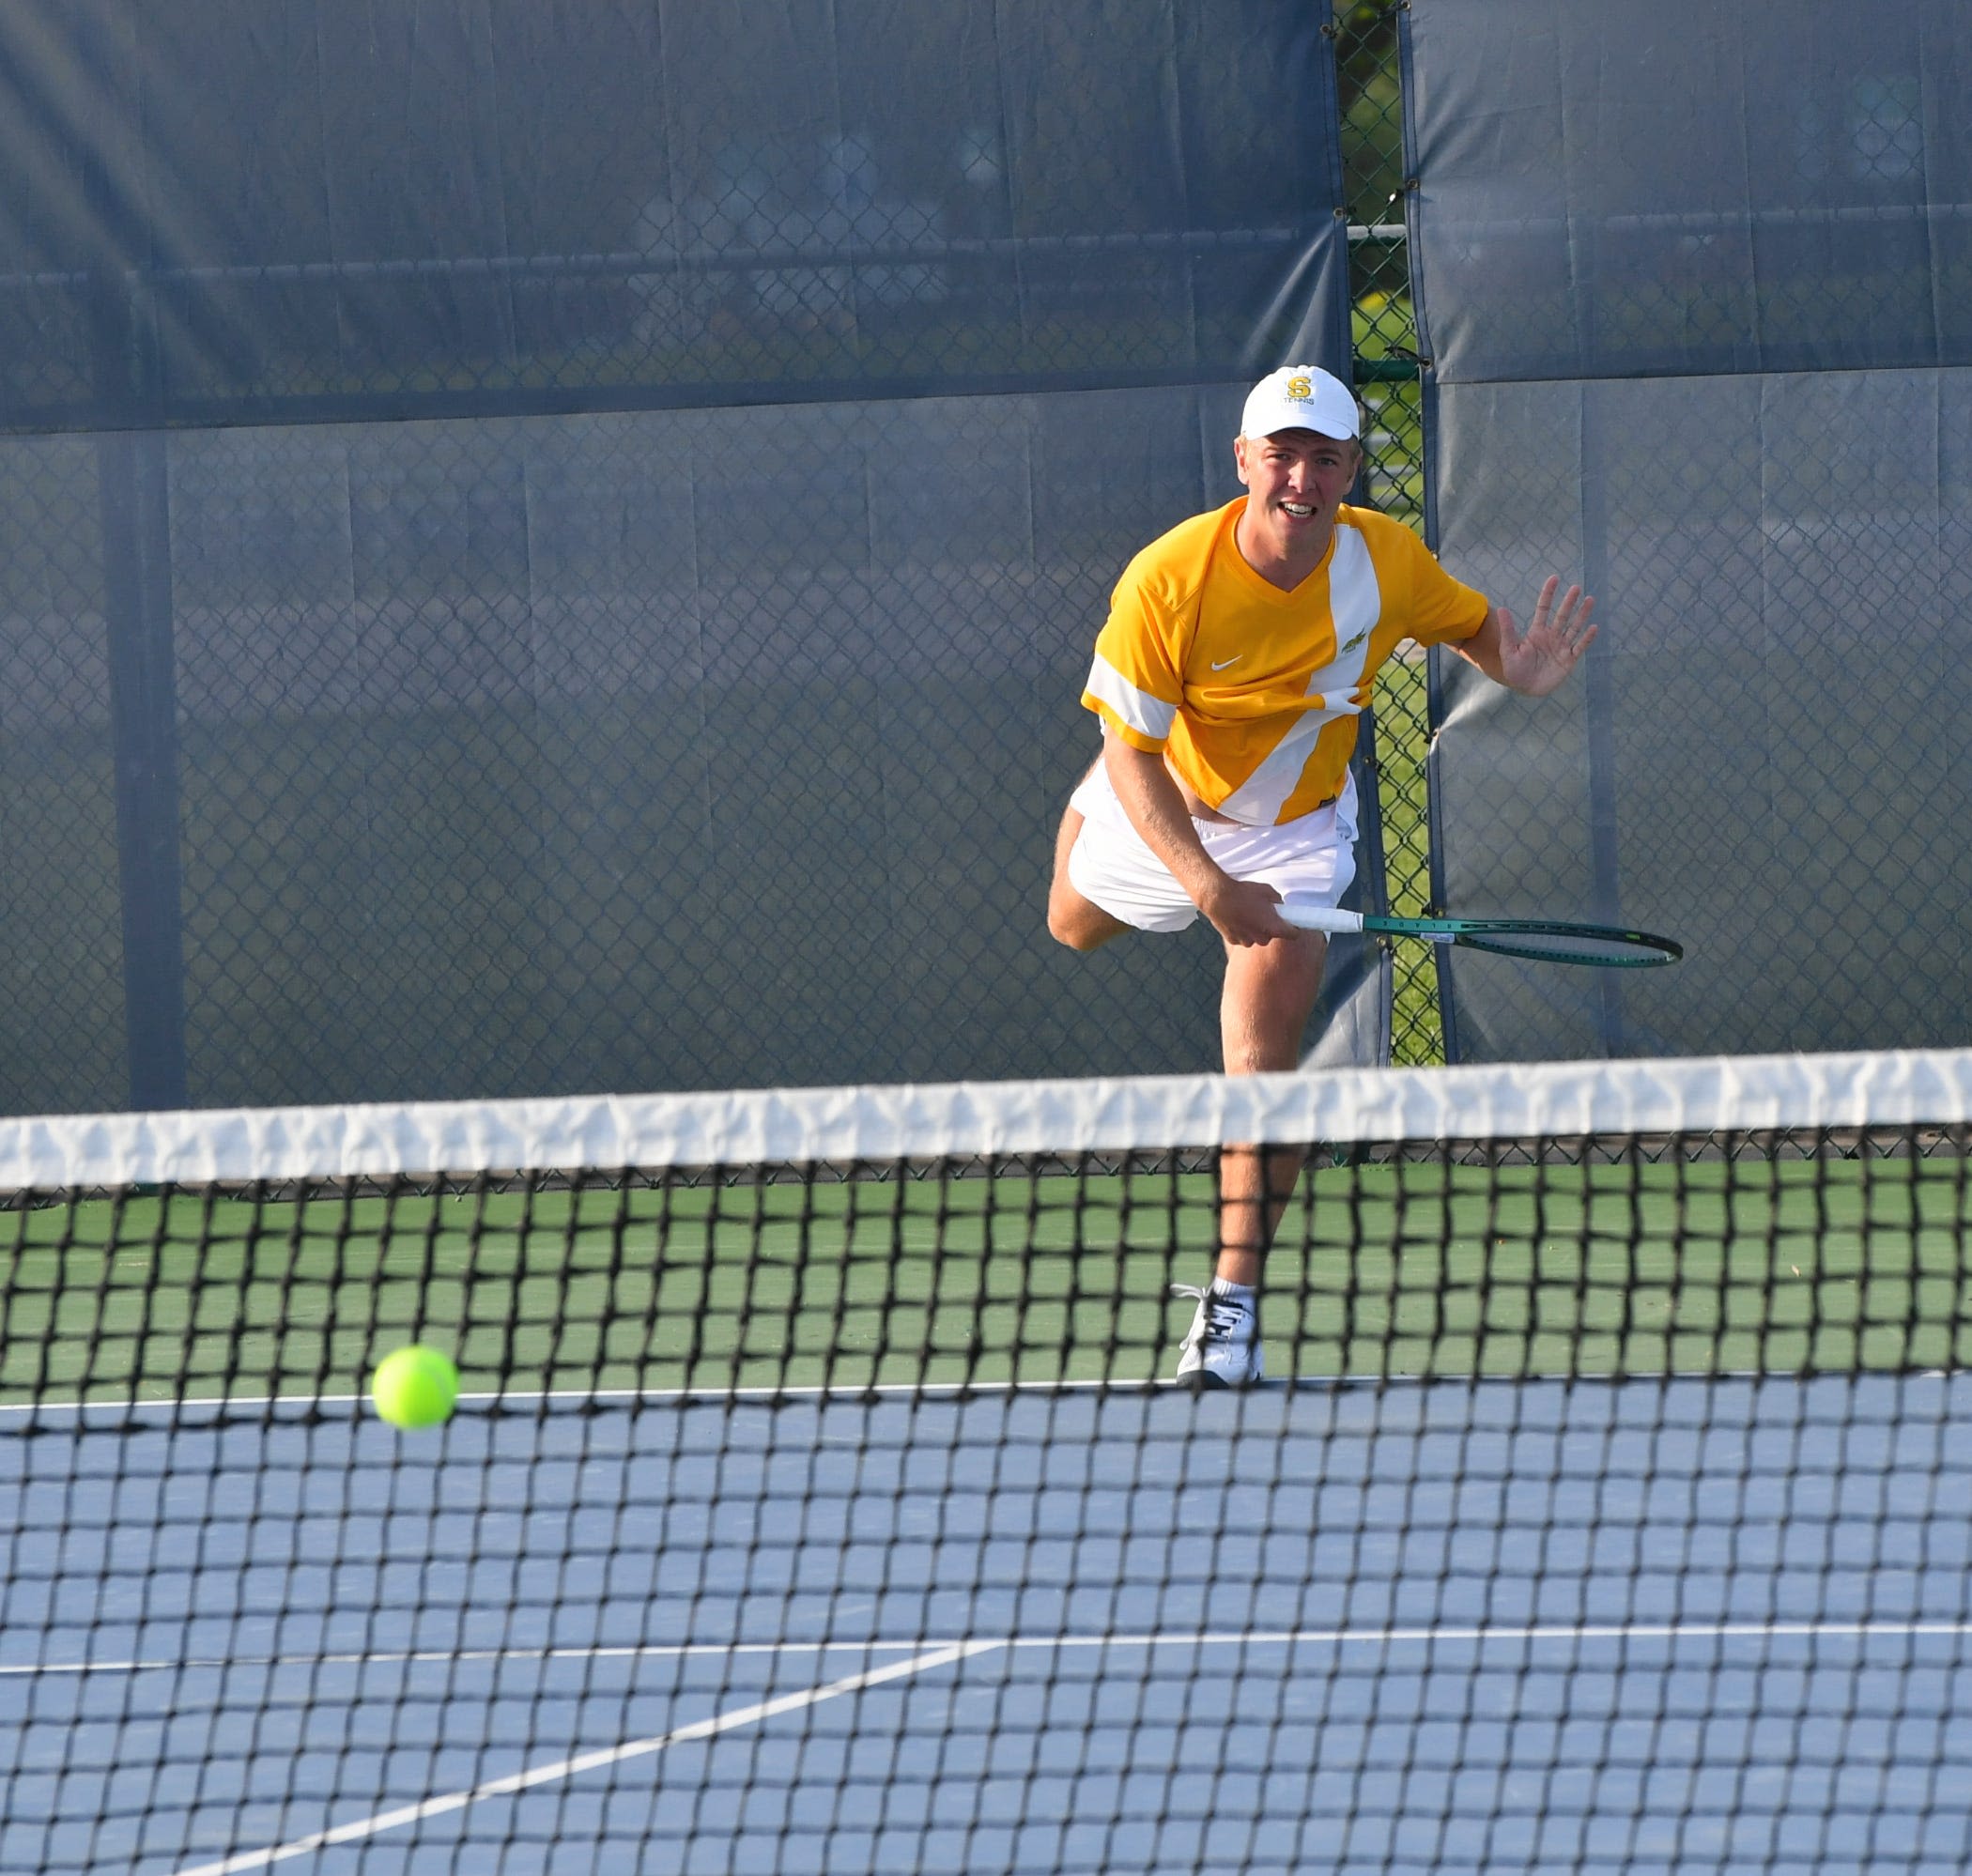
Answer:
[{"left": 370, "top": 1345, "right": 459, "bottom": 1430}]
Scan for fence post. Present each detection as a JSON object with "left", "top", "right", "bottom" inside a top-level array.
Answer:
[{"left": 96, "top": 265, "right": 188, "bottom": 1112}]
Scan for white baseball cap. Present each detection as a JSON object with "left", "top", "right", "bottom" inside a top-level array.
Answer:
[{"left": 1240, "top": 365, "right": 1359, "bottom": 442}]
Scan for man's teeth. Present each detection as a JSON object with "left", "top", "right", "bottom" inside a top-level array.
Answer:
[{"left": 1283, "top": 502, "right": 1313, "bottom": 516}]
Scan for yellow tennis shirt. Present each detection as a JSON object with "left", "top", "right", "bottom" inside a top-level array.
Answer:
[{"left": 1081, "top": 498, "right": 1490, "bottom": 826}]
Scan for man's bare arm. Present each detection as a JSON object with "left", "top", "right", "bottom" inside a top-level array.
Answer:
[
  {"left": 1456, "top": 575, "right": 1597, "bottom": 697},
  {"left": 1102, "top": 734, "right": 1297, "bottom": 947}
]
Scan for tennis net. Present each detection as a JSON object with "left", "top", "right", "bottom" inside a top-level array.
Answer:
[{"left": 4, "top": 1050, "right": 1971, "bottom": 1874}]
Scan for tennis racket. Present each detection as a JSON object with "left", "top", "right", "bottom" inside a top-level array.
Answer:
[{"left": 1279, "top": 902, "right": 1682, "bottom": 967}]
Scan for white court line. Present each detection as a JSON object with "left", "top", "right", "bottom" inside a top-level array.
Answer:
[
  {"left": 0, "top": 1376, "right": 1178, "bottom": 1417},
  {"left": 166, "top": 1637, "right": 999, "bottom": 1876},
  {"left": 4, "top": 1638, "right": 939, "bottom": 1679},
  {"left": 11, "top": 1360, "right": 1904, "bottom": 1418},
  {"left": 18, "top": 1617, "right": 1972, "bottom": 1684}
]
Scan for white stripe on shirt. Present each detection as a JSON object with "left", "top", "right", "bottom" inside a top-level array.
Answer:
[
  {"left": 1085, "top": 654, "right": 1178, "bottom": 743},
  {"left": 1216, "top": 526, "right": 1381, "bottom": 825}
]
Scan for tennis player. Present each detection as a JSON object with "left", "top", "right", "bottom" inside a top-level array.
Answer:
[{"left": 1046, "top": 364, "right": 1595, "bottom": 1389}]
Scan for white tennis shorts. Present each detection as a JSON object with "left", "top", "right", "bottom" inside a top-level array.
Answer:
[{"left": 1066, "top": 762, "right": 1357, "bottom": 934}]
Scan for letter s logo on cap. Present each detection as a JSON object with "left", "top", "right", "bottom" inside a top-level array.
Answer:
[{"left": 1286, "top": 375, "right": 1312, "bottom": 399}]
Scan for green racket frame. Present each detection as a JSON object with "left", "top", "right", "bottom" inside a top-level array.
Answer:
[{"left": 1280, "top": 904, "right": 1682, "bottom": 968}]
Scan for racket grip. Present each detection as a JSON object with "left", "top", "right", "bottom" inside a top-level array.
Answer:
[{"left": 1277, "top": 902, "right": 1365, "bottom": 935}]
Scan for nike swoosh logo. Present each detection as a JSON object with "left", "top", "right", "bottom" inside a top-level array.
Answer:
[{"left": 1210, "top": 656, "right": 1240, "bottom": 670}]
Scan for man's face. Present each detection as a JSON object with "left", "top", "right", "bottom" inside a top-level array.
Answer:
[{"left": 1233, "top": 427, "right": 1360, "bottom": 552}]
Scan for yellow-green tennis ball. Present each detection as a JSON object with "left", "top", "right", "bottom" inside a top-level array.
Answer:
[{"left": 370, "top": 1345, "right": 459, "bottom": 1430}]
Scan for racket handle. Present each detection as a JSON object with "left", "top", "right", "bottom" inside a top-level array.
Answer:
[{"left": 1277, "top": 902, "right": 1365, "bottom": 935}]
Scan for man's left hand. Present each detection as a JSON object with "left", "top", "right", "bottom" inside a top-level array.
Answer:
[{"left": 1487, "top": 576, "right": 1597, "bottom": 697}]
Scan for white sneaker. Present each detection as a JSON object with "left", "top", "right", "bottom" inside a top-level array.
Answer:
[{"left": 1171, "top": 1283, "right": 1264, "bottom": 1391}]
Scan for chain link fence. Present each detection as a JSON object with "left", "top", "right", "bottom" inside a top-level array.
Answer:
[
  {"left": 0, "top": 0, "right": 1364, "bottom": 1115},
  {"left": 0, "top": 8, "right": 1341, "bottom": 430},
  {"left": 1334, "top": 0, "right": 1440, "bottom": 1064},
  {"left": 1409, "top": 0, "right": 1972, "bottom": 1062}
]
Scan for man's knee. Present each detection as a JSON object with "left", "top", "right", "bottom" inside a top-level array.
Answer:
[
  {"left": 1048, "top": 883, "right": 1124, "bottom": 951},
  {"left": 1047, "top": 801, "right": 1128, "bottom": 950},
  {"left": 1220, "top": 931, "right": 1326, "bottom": 1072}
]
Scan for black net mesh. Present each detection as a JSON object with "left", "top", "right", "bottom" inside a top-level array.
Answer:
[{"left": 6, "top": 1056, "right": 1972, "bottom": 1871}]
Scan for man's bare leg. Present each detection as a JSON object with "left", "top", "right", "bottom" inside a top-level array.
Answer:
[
  {"left": 1046, "top": 800, "right": 1131, "bottom": 952},
  {"left": 1171, "top": 929, "right": 1325, "bottom": 1389},
  {"left": 1214, "top": 930, "right": 1326, "bottom": 1286}
]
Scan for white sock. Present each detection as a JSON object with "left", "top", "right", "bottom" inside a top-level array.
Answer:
[{"left": 1208, "top": 1278, "right": 1256, "bottom": 1307}]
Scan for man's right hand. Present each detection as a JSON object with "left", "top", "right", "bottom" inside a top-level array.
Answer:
[{"left": 1197, "top": 873, "right": 1301, "bottom": 947}]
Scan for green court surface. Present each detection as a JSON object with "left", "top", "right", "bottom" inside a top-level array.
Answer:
[{"left": 5, "top": 1148, "right": 1968, "bottom": 1407}]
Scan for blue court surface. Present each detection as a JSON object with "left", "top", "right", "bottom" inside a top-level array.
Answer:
[{"left": 5, "top": 1375, "right": 1971, "bottom": 1875}]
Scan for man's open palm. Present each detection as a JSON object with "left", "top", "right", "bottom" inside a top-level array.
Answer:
[{"left": 1493, "top": 576, "right": 1596, "bottom": 697}]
